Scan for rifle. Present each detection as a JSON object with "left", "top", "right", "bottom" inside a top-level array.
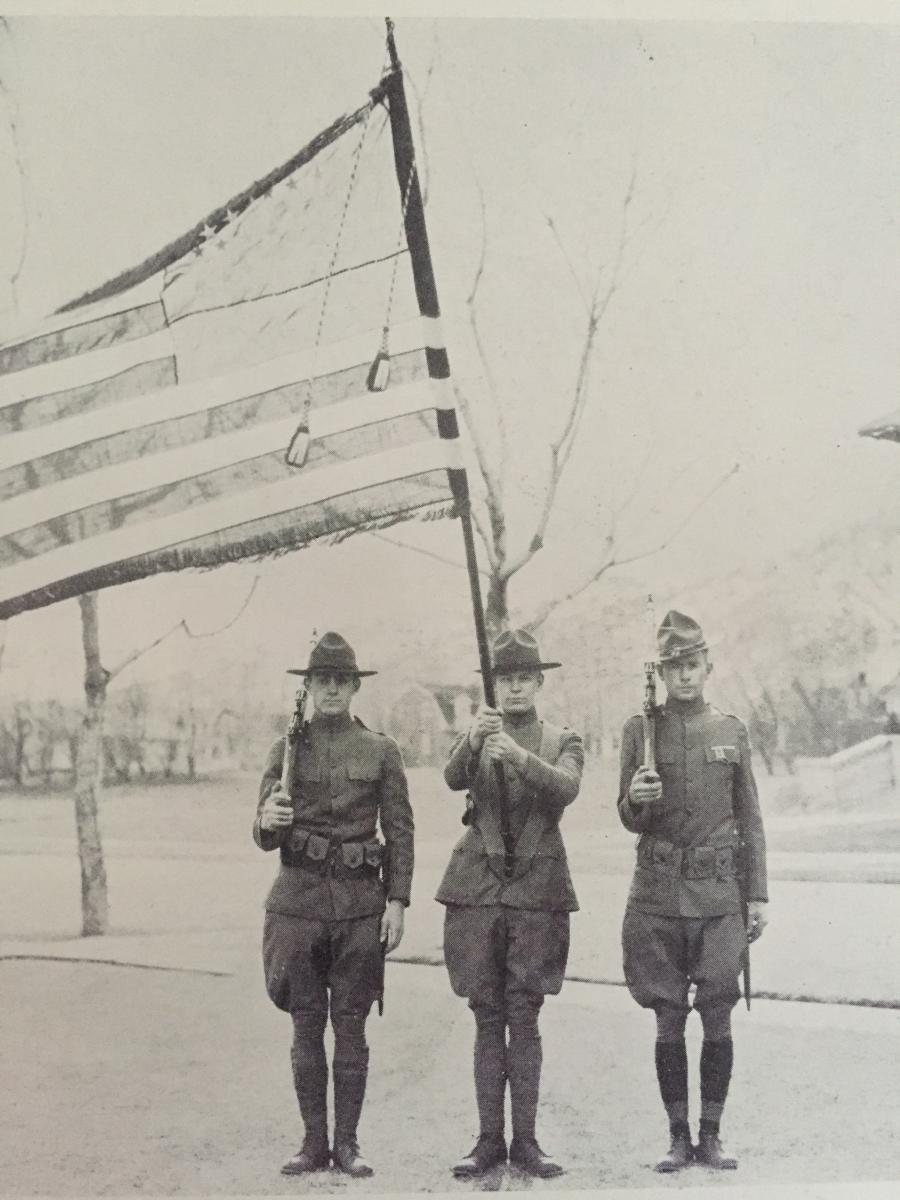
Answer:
[
  {"left": 738, "top": 838, "right": 752, "bottom": 1011},
  {"left": 279, "top": 629, "right": 317, "bottom": 796},
  {"left": 642, "top": 594, "right": 658, "bottom": 770},
  {"left": 280, "top": 678, "right": 310, "bottom": 792}
]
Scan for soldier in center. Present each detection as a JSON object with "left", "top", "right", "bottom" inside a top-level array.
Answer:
[{"left": 437, "top": 629, "right": 584, "bottom": 1179}]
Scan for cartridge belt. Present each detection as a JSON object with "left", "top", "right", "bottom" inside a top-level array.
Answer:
[
  {"left": 638, "top": 835, "right": 737, "bottom": 880},
  {"left": 281, "top": 828, "right": 384, "bottom": 877}
]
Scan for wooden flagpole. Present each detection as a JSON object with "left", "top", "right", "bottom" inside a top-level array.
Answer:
[{"left": 382, "top": 18, "right": 513, "bottom": 875}]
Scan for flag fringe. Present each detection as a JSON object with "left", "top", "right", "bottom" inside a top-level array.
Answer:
[{"left": 0, "top": 499, "right": 456, "bottom": 621}]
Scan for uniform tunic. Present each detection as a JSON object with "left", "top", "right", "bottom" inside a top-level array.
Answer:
[
  {"left": 255, "top": 711, "right": 414, "bottom": 1014},
  {"left": 437, "top": 709, "right": 584, "bottom": 1000},
  {"left": 617, "top": 696, "right": 767, "bottom": 1011}
]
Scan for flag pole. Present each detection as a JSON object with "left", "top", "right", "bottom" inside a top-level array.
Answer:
[{"left": 382, "top": 18, "right": 513, "bottom": 874}]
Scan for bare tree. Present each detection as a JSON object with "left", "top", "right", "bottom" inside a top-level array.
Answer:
[
  {"left": 445, "top": 178, "right": 738, "bottom": 638},
  {"left": 72, "top": 581, "right": 260, "bottom": 935}
]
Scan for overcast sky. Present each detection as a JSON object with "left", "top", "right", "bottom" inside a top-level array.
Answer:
[{"left": 0, "top": 8, "right": 897, "bottom": 698}]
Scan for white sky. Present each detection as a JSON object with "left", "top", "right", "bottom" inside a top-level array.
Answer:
[{"left": 0, "top": 7, "right": 898, "bottom": 698}]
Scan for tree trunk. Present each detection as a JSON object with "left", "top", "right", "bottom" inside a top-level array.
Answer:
[
  {"left": 74, "top": 593, "right": 109, "bottom": 937},
  {"left": 484, "top": 574, "right": 510, "bottom": 641}
]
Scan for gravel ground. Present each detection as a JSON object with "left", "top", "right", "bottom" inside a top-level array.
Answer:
[{"left": 1, "top": 952, "right": 898, "bottom": 1196}]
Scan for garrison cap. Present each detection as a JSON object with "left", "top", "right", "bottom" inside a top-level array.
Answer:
[
  {"left": 287, "top": 631, "right": 377, "bottom": 677},
  {"left": 657, "top": 611, "right": 709, "bottom": 663}
]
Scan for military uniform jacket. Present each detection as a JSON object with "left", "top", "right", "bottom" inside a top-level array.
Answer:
[
  {"left": 254, "top": 711, "right": 414, "bottom": 922},
  {"left": 617, "top": 697, "right": 767, "bottom": 918},
  {"left": 436, "top": 711, "right": 584, "bottom": 912}
]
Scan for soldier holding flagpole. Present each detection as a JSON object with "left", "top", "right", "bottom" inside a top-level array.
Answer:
[{"left": 437, "top": 629, "right": 584, "bottom": 1180}]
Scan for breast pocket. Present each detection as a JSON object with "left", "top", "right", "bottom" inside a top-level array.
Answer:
[
  {"left": 292, "top": 755, "right": 321, "bottom": 802},
  {"left": 703, "top": 745, "right": 740, "bottom": 806},
  {"left": 343, "top": 756, "right": 381, "bottom": 813}
]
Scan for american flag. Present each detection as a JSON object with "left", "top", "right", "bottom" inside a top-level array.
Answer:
[{"left": 0, "top": 90, "right": 461, "bottom": 622}]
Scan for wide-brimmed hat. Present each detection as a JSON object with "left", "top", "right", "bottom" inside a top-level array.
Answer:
[
  {"left": 657, "top": 611, "right": 709, "bottom": 663},
  {"left": 478, "top": 628, "right": 561, "bottom": 675},
  {"left": 286, "top": 631, "right": 377, "bottom": 677}
]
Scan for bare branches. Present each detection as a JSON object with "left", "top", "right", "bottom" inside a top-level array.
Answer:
[
  {"left": 525, "top": 461, "right": 740, "bottom": 633},
  {"left": 107, "top": 575, "right": 261, "bottom": 682},
  {"left": 0, "top": 18, "right": 29, "bottom": 312},
  {"left": 463, "top": 186, "right": 508, "bottom": 472},
  {"left": 370, "top": 532, "right": 489, "bottom": 577},
  {"left": 404, "top": 25, "right": 438, "bottom": 208},
  {"left": 544, "top": 214, "right": 592, "bottom": 317},
  {"left": 503, "top": 172, "right": 639, "bottom": 584}
]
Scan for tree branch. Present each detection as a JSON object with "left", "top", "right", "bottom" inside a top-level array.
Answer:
[
  {"left": 0, "top": 19, "right": 29, "bottom": 310},
  {"left": 369, "top": 532, "right": 488, "bottom": 577},
  {"left": 506, "top": 174, "right": 640, "bottom": 582},
  {"left": 525, "top": 461, "right": 740, "bottom": 632},
  {"left": 107, "top": 575, "right": 261, "bottom": 681},
  {"left": 466, "top": 185, "right": 508, "bottom": 473},
  {"left": 544, "top": 213, "right": 591, "bottom": 316},
  {"left": 404, "top": 28, "right": 438, "bottom": 208}
]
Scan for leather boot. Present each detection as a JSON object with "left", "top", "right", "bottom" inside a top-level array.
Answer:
[
  {"left": 451, "top": 1134, "right": 507, "bottom": 1178},
  {"left": 694, "top": 1131, "right": 737, "bottom": 1170},
  {"left": 280, "top": 1133, "right": 331, "bottom": 1176},
  {"left": 283, "top": 1022, "right": 329, "bottom": 1174},
  {"left": 507, "top": 1021, "right": 563, "bottom": 1177},
  {"left": 509, "top": 1138, "right": 564, "bottom": 1179},
  {"left": 655, "top": 1127, "right": 692, "bottom": 1173},
  {"left": 333, "top": 1065, "right": 373, "bottom": 1178}
]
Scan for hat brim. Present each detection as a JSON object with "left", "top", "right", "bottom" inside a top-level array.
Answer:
[
  {"left": 286, "top": 668, "right": 378, "bottom": 677},
  {"left": 476, "top": 661, "right": 562, "bottom": 674}
]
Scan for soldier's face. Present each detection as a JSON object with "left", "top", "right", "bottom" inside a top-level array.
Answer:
[
  {"left": 495, "top": 671, "right": 543, "bottom": 714},
  {"left": 308, "top": 671, "right": 359, "bottom": 716},
  {"left": 659, "top": 652, "right": 712, "bottom": 702}
]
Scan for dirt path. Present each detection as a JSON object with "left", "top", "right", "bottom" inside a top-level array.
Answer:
[{"left": 1, "top": 949, "right": 898, "bottom": 1196}]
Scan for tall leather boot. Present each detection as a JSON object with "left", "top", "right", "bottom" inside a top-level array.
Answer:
[
  {"left": 332, "top": 1013, "right": 373, "bottom": 1178},
  {"left": 507, "top": 999, "right": 562, "bottom": 1179},
  {"left": 281, "top": 1014, "right": 330, "bottom": 1175},
  {"left": 654, "top": 1040, "right": 691, "bottom": 1172},
  {"left": 452, "top": 1006, "right": 507, "bottom": 1177},
  {"left": 695, "top": 1039, "right": 737, "bottom": 1169}
]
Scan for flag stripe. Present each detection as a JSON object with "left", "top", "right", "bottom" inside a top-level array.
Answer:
[
  {"left": 0, "top": 409, "right": 447, "bottom": 570},
  {"left": 0, "top": 279, "right": 167, "bottom": 373},
  {"left": 0, "top": 314, "right": 433, "bottom": 460},
  {"left": 0, "top": 471, "right": 452, "bottom": 621},
  {"left": 0, "top": 358, "right": 178, "bottom": 441},
  {"left": 0, "top": 329, "right": 175, "bottom": 409},
  {"left": 0, "top": 378, "right": 453, "bottom": 539},
  {"left": 0, "top": 438, "right": 462, "bottom": 606},
  {"left": 0, "top": 349, "right": 433, "bottom": 505}
]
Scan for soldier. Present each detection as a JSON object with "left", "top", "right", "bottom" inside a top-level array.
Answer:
[
  {"left": 437, "top": 629, "right": 584, "bottom": 1180},
  {"left": 253, "top": 632, "right": 414, "bottom": 1178},
  {"left": 617, "top": 611, "right": 768, "bottom": 1173}
]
